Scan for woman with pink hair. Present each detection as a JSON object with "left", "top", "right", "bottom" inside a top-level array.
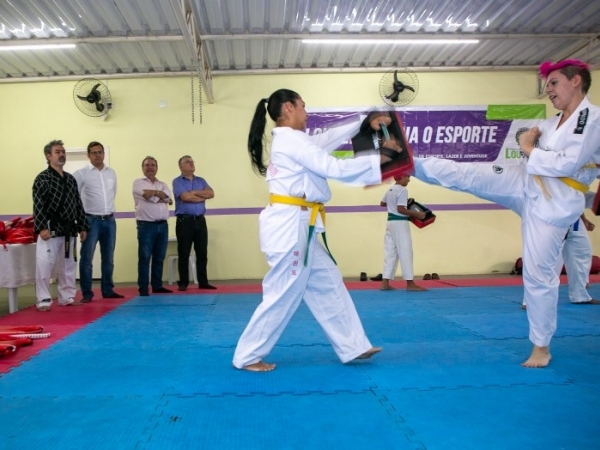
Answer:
[{"left": 412, "top": 59, "right": 600, "bottom": 367}]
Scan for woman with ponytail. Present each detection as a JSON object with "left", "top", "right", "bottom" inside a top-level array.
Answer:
[{"left": 233, "top": 89, "right": 400, "bottom": 371}]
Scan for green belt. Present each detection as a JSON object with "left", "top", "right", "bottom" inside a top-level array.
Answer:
[{"left": 387, "top": 213, "right": 409, "bottom": 221}]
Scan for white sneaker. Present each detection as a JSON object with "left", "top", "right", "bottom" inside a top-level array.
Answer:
[
  {"left": 58, "top": 297, "right": 75, "bottom": 306},
  {"left": 36, "top": 299, "right": 52, "bottom": 311}
]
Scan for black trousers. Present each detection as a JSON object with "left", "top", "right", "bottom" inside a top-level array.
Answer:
[{"left": 175, "top": 215, "right": 209, "bottom": 286}]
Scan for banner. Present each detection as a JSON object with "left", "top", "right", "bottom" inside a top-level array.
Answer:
[{"left": 306, "top": 105, "right": 545, "bottom": 165}]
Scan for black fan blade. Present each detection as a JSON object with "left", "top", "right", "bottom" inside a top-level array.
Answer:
[
  {"left": 80, "top": 83, "right": 102, "bottom": 103},
  {"left": 404, "top": 85, "right": 415, "bottom": 93},
  {"left": 91, "top": 83, "right": 105, "bottom": 112},
  {"left": 386, "top": 91, "right": 400, "bottom": 103},
  {"left": 77, "top": 95, "right": 90, "bottom": 102}
]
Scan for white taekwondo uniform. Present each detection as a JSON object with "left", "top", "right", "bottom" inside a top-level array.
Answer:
[
  {"left": 381, "top": 184, "right": 414, "bottom": 281},
  {"left": 414, "top": 97, "right": 600, "bottom": 347},
  {"left": 561, "top": 217, "right": 594, "bottom": 303},
  {"left": 524, "top": 217, "right": 594, "bottom": 307},
  {"left": 233, "top": 117, "right": 382, "bottom": 368}
]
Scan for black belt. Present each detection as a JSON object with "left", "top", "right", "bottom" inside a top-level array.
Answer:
[
  {"left": 137, "top": 220, "right": 167, "bottom": 224},
  {"left": 177, "top": 214, "right": 204, "bottom": 220},
  {"left": 87, "top": 213, "right": 114, "bottom": 220}
]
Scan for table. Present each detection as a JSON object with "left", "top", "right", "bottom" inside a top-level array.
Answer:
[{"left": 0, "top": 243, "right": 37, "bottom": 313}]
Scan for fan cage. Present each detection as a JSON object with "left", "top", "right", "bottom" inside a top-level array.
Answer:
[
  {"left": 379, "top": 69, "right": 419, "bottom": 107},
  {"left": 73, "top": 78, "right": 112, "bottom": 117}
]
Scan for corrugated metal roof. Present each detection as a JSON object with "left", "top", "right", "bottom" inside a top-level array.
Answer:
[{"left": 1, "top": 0, "right": 599, "bottom": 101}]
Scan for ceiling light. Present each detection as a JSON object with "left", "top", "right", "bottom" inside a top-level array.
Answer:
[
  {"left": 301, "top": 39, "right": 479, "bottom": 45},
  {"left": 0, "top": 44, "right": 76, "bottom": 51}
]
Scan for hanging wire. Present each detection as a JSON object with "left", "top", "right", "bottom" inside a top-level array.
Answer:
[
  {"left": 190, "top": 59, "right": 195, "bottom": 124},
  {"left": 198, "top": 64, "right": 203, "bottom": 124}
]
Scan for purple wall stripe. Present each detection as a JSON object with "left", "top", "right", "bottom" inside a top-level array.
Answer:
[{"left": 0, "top": 203, "right": 507, "bottom": 222}]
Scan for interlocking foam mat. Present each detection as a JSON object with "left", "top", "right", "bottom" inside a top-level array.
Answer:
[{"left": 1, "top": 282, "right": 599, "bottom": 449}]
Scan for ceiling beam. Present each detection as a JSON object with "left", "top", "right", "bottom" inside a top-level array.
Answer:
[
  {"left": 200, "top": 33, "right": 598, "bottom": 42},
  {"left": 0, "top": 72, "right": 192, "bottom": 84},
  {"left": 212, "top": 65, "right": 542, "bottom": 76},
  {"left": 168, "top": 0, "right": 214, "bottom": 103},
  {"left": 0, "top": 32, "right": 592, "bottom": 47},
  {"left": 0, "top": 36, "right": 184, "bottom": 46},
  {"left": 550, "top": 32, "right": 600, "bottom": 64}
]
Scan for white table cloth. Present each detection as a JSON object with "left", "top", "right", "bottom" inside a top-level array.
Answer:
[{"left": 0, "top": 243, "right": 36, "bottom": 313}]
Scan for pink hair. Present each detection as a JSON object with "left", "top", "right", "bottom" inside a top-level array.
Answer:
[{"left": 539, "top": 59, "right": 590, "bottom": 78}]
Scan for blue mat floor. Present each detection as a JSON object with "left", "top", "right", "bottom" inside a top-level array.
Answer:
[{"left": 1, "top": 284, "right": 599, "bottom": 449}]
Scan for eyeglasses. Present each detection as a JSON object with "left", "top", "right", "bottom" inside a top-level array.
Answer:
[{"left": 89, "top": 151, "right": 104, "bottom": 155}]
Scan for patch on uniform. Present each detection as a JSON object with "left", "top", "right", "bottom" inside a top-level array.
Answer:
[
  {"left": 492, "top": 165, "right": 504, "bottom": 174},
  {"left": 574, "top": 108, "right": 589, "bottom": 134}
]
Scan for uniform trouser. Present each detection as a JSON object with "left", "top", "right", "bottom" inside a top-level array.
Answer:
[
  {"left": 562, "top": 222, "right": 592, "bottom": 303},
  {"left": 414, "top": 157, "right": 567, "bottom": 347},
  {"left": 233, "top": 220, "right": 373, "bottom": 368},
  {"left": 382, "top": 220, "right": 414, "bottom": 280},
  {"left": 35, "top": 235, "right": 77, "bottom": 303}
]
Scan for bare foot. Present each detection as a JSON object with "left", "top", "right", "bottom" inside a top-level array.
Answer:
[
  {"left": 571, "top": 299, "right": 600, "bottom": 305},
  {"left": 380, "top": 285, "right": 396, "bottom": 291},
  {"left": 521, "top": 304, "right": 527, "bottom": 310},
  {"left": 241, "top": 361, "right": 276, "bottom": 372},
  {"left": 355, "top": 347, "right": 382, "bottom": 360},
  {"left": 521, "top": 345, "right": 551, "bottom": 368},
  {"left": 406, "top": 282, "right": 427, "bottom": 291}
]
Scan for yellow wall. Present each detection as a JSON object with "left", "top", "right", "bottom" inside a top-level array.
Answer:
[{"left": 1, "top": 70, "right": 599, "bottom": 282}]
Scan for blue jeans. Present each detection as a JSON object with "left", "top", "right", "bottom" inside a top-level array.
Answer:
[
  {"left": 137, "top": 220, "right": 168, "bottom": 293},
  {"left": 79, "top": 215, "right": 117, "bottom": 298}
]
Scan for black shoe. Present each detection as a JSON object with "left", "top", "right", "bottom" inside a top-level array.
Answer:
[
  {"left": 359, "top": 272, "right": 368, "bottom": 282},
  {"left": 153, "top": 287, "right": 173, "bottom": 294},
  {"left": 177, "top": 283, "right": 188, "bottom": 292},
  {"left": 139, "top": 291, "right": 149, "bottom": 297},
  {"left": 431, "top": 273, "right": 440, "bottom": 280},
  {"left": 80, "top": 297, "right": 93, "bottom": 303},
  {"left": 199, "top": 284, "right": 217, "bottom": 290},
  {"left": 423, "top": 273, "right": 432, "bottom": 280},
  {"left": 370, "top": 273, "right": 383, "bottom": 281},
  {"left": 103, "top": 292, "right": 125, "bottom": 299}
]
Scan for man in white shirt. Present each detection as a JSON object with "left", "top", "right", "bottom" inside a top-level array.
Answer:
[
  {"left": 132, "top": 156, "right": 173, "bottom": 296},
  {"left": 73, "top": 141, "right": 123, "bottom": 302}
]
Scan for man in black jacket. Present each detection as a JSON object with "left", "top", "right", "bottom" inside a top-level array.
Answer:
[{"left": 33, "top": 140, "right": 89, "bottom": 311}]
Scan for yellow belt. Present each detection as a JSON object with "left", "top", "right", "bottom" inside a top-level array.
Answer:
[
  {"left": 534, "top": 163, "right": 596, "bottom": 198},
  {"left": 269, "top": 194, "right": 336, "bottom": 266}
]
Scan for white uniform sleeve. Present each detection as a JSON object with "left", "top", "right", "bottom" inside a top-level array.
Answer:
[
  {"left": 396, "top": 187, "right": 408, "bottom": 208},
  {"left": 308, "top": 116, "right": 362, "bottom": 153},
  {"left": 291, "top": 135, "right": 381, "bottom": 186}
]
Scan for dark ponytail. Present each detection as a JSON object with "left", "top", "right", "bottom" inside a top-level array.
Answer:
[{"left": 247, "top": 89, "right": 300, "bottom": 176}]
